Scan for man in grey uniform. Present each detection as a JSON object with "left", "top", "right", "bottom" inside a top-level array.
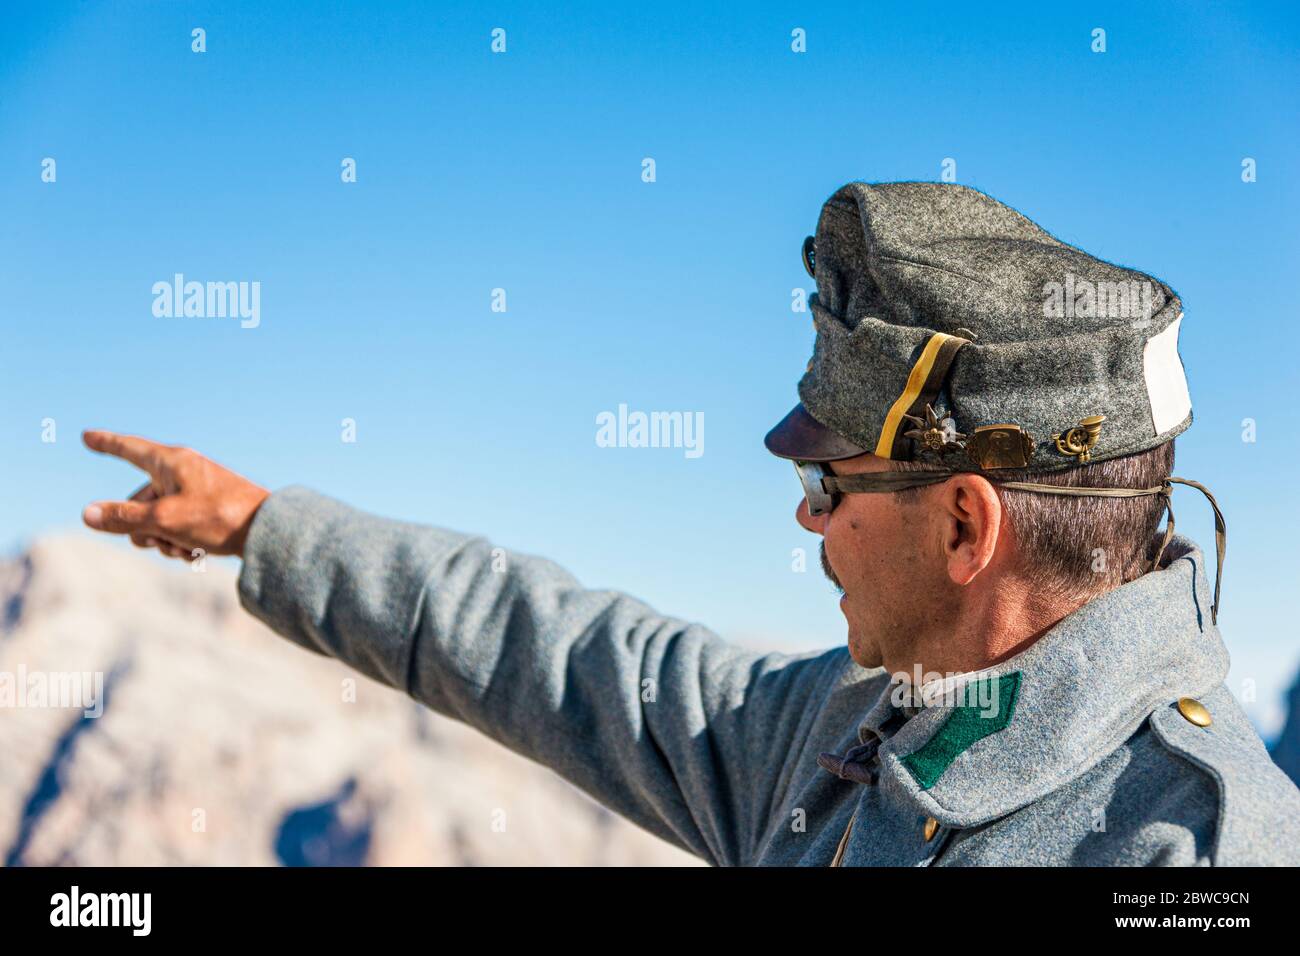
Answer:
[{"left": 82, "top": 182, "right": 1300, "bottom": 866}]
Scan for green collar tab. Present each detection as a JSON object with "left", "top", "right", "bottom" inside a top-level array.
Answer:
[{"left": 901, "top": 671, "right": 1023, "bottom": 790}]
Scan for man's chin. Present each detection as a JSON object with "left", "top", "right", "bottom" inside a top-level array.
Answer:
[
  {"left": 848, "top": 637, "right": 883, "bottom": 670},
  {"left": 845, "top": 620, "right": 883, "bottom": 669}
]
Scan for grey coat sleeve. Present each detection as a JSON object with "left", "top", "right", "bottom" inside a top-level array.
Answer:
[{"left": 235, "top": 486, "right": 843, "bottom": 865}]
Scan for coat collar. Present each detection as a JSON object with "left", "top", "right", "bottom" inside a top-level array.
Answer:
[{"left": 865, "top": 534, "right": 1229, "bottom": 828}]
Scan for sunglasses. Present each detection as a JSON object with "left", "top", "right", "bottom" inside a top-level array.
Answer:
[
  {"left": 793, "top": 460, "right": 958, "bottom": 516},
  {"left": 792, "top": 460, "right": 1227, "bottom": 627}
]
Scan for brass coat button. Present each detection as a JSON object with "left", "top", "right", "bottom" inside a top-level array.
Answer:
[
  {"left": 1177, "top": 697, "right": 1212, "bottom": 727},
  {"left": 923, "top": 816, "right": 939, "bottom": 842}
]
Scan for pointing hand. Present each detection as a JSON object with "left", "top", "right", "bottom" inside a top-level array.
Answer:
[{"left": 81, "top": 430, "right": 269, "bottom": 560}]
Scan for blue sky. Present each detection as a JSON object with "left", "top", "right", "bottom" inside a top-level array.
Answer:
[{"left": 1, "top": 1, "right": 1297, "bottom": 734}]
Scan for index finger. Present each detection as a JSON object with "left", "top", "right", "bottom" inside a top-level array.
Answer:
[{"left": 83, "top": 430, "right": 169, "bottom": 475}]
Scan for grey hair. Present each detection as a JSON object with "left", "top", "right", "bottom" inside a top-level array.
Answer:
[{"left": 890, "top": 442, "right": 1175, "bottom": 602}]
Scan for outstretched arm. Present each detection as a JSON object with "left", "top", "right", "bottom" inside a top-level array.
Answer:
[{"left": 81, "top": 430, "right": 845, "bottom": 864}]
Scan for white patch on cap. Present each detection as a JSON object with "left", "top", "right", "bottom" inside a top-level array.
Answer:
[{"left": 1143, "top": 313, "right": 1192, "bottom": 435}]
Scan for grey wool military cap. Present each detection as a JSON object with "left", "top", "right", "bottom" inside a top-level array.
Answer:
[{"left": 766, "top": 182, "right": 1194, "bottom": 472}]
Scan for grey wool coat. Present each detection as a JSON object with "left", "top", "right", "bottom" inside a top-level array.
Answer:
[{"left": 237, "top": 487, "right": 1300, "bottom": 866}]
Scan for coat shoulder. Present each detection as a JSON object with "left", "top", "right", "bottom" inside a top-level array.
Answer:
[{"left": 1146, "top": 684, "right": 1300, "bottom": 866}]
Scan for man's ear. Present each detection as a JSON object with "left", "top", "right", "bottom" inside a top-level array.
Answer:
[{"left": 937, "top": 474, "right": 1004, "bottom": 586}]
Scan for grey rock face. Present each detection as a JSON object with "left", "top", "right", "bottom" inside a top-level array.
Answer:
[
  {"left": 1271, "top": 673, "right": 1300, "bottom": 788},
  {"left": 0, "top": 535, "right": 695, "bottom": 866}
]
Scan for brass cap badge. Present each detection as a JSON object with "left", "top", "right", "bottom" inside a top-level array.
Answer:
[
  {"left": 1052, "top": 415, "right": 1105, "bottom": 463},
  {"left": 966, "top": 424, "right": 1035, "bottom": 470},
  {"left": 902, "top": 404, "right": 966, "bottom": 457}
]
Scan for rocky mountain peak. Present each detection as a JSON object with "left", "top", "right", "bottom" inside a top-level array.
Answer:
[{"left": 0, "top": 534, "right": 692, "bottom": 866}]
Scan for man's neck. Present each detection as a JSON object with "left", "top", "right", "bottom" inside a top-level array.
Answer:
[{"left": 897, "top": 581, "right": 1093, "bottom": 680}]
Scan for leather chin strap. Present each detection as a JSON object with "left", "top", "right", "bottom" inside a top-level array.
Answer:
[{"left": 823, "top": 472, "right": 1226, "bottom": 625}]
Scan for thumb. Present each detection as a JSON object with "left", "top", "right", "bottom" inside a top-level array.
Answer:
[{"left": 83, "top": 500, "right": 160, "bottom": 536}]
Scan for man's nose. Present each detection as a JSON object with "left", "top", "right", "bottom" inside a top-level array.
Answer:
[{"left": 795, "top": 497, "right": 827, "bottom": 535}]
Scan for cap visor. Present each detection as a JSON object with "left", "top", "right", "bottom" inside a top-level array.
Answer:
[{"left": 764, "top": 404, "right": 868, "bottom": 462}]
